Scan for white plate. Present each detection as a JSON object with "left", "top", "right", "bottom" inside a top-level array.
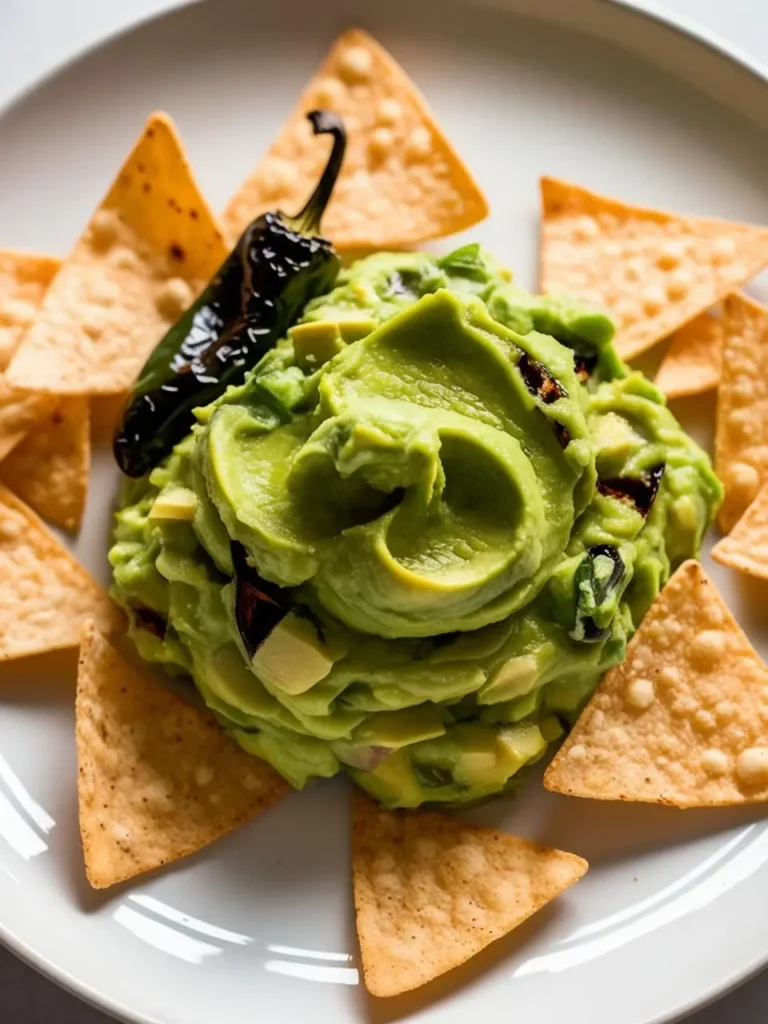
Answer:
[{"left": 2, "top": 1, "right": 768, "bottom": 1022}]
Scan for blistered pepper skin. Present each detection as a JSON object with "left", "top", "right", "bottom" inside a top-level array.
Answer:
[{"left": 114, "top": 111, "right": 346, "bottom": 478}]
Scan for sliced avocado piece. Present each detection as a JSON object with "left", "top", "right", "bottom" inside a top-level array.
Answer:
[
  {"left": 480, "top": 644, "right": 555, "bottom": 704},
  {"left": 349, "top": 749, "right": 424, "bottom": 808},
  {"left": 252, "top": 611, "right": 337, "bottom": 695},
  {"left": 335, "top": 315, "right": 378, "bottom": 342},
  {"left": 591, "top": 411, "right": 645, "bottom": 473},
  {"left": 350, "top": 704, "right": 446, "bottom": 749},
  {"left": 149, "top": 485, "right": 198, "bottom": 521},
  {"left": 496, "top": 722, "right": 548, "bottom": 774},
  {"left": 539, "top": 715, "right": 565, "bottom": 743},
  {"left": 289, "top": 321, "right": 346, "bottom": 369}
]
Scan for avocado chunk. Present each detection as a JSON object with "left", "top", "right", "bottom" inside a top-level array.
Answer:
[
  {"left": 350, "top": 749, "right": 424, "bottom": 808},
  {"left": 289, "top": 321, "right": 346, "bottom": 369},
  {"left": 252, "top": 610, "right": 336, "bottom": 695},
  {"left": 335, "top": 315, "right": 378, "bottom": 342},
  {"left": 350, "top": 705, "right": 446, "bottom": 748},
  {"left": 480, "top": 644, "right": 555, "bottom": 704},
  {"left": 149, "top": 485, "right": 198, "bottom": 521}
]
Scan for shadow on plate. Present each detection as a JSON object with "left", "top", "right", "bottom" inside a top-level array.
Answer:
[{"left": 0, "top": 648, "right": 79, "bottom": 705}]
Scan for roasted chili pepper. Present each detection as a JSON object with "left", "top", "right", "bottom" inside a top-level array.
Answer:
[
  {"left": 571, "top": 544, "right": 625, "bottom": 643},
  {"left": 597, "top": 464, "right": 665, "bottom": 518},
  {"left": 231, "top": 541, "right": 291, "bottom": 659},
  {"left": 114, "top": 110, "right": 347, "bottom": 478}
]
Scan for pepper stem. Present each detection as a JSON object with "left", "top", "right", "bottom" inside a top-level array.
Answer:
[{"left": 289, "top": 110, "right": 347, "bottom": 236}]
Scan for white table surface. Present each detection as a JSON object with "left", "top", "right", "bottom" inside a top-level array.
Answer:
[{"left": 0, "top": 0, "right": 766, "bottom": 1021}]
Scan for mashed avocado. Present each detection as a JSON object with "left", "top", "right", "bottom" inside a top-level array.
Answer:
[{"left": 110, "top": 245, "right": 721, "bottom": 806}]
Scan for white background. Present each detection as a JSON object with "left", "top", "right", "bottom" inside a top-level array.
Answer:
[{"left": 0, "top": 0, "right": 766, "bottom": 1021}]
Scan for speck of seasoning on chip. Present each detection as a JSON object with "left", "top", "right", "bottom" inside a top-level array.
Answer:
[
  {"left": 338, "top": 45, "right": 373, "bottom": 82},
  {"left": 156, "top": 277, "right": 193, "bottom": 320},
  {"left": 625, "top": 677, "right": 655, "bottom": 710},
  {"left": 90, "top": 209, "right": 119, "bottom": 250},
  {"left": 736, "top": 747, "right": 768, "bottom": 787},
  {"left": 701, "top": 749, "right": 728, "bottom": 776},
  {"left": 568, "top": 743, "right": 587, "bottom": 761}
]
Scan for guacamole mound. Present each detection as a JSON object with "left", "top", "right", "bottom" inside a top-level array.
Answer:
[{"left": 110, "top": 245, "right": 721, "bottom": 807}]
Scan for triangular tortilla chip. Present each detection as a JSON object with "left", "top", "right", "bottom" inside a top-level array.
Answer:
[
  {"left": 713, "top": 482, "right": 768, "bottom": 580},
  {"left": 540, "top": 177, "right": 768, "bottom": 360},
  {"left": 76, "top": 622, "right": 290, "bottom": 888},
  {"left": 655, "top": 312, "right": 722, "bottom": 399},
  {"left": 222, "top": 29, "right": 488, "bottom": 250},
  {"left": 0, "top": 251, "right": 61, "bottom": 460},
  {"left": 6, "top": 113, "right": 227, "bottom": 396},
  {"left": 715, "top": 292, "right": 768, "bottom": 533},
  {"left": 351, "top": 791, "right": 587, "bottom": 997},
  {"left": 0, "top": 398, "right": 90, "bottom": 531},
  {"left": 544, "top": 560, "right": 768, "bottom": 807},
  {"left": 0, "top": 485, "right": 122, "bottom": 662}
]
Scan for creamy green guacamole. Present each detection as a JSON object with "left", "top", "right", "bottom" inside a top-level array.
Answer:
[{"left": 110, "top": 245, "right": 721, "bottom": 806}]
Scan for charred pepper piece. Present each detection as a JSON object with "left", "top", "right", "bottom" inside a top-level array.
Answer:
[
  {"left": 230, "top": 541, "right": 292, "bottom": 660},
  {"left": 597, "top": 464, "right": 665, "bottom": 518},
  {"left": 114, "top": 110, "right": 347, "bottom": 478}
]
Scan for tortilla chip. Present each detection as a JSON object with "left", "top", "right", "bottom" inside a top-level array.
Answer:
[
  {"left": 351, "top": 791, "right": 587, "bottom": 997},
  {"left": 0, "top": 250, "right": 60, "bottom": 366},
  {"left": 76, "top": 622, "right": 290, "bottom": 888},
  {"left": 0, "top": 398, "right": 90, "bottom": 531},
  {"left": 5, "top": 113, "right": 227, "bottom": 396},
  {"left": 540, "top": 177, "right": 768, "bottom": 360},
  {"left": 712, "top": 482, "right": 768, "bottom": 580},
  {"left": 655, "top": 312, "right": 722, "bottom": 399},
  {"left": 222, "top": 29, "right": 488, "bottom": 250},
  {"left": 544, "top": 560, "right": 768, "bottom": 807},
  {"left": 0, "top": 251, "right": 61, "bottom": 460},
  {"left": 0, "top": 485, "right": 122, "bottom": 663},
  {"left": 715, "top": 292, "right": 768, "bottom": 533}
]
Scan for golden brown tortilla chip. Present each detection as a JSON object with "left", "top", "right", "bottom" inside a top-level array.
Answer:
[
  {"left": 540, "top": 177, "right": 768, "bottom": 360},
  {"left": 351, "top": 791, "right": 587, "bottom": 997},
  {"left": 0, "top": 398, "right": 90, "bottom": 531},
  {"left": 76, "top": 622, "right": 290, "bottom": 889},
  {"left": 6, "top": 113, "right": 227, "bottom": 396},
  {"left": 222, "top": 29, "right": 488, "bottom": 250},
  {"left": 0, "top": 485, "right": 122, "bottom": 663},
  {"left": 0, "top": 250, "right": 60, "bottom": 366},
  {"left": 655, "top": 312, "right": 722, "bottom": 399},
  {"left": 712, "top": 483, "right": 768, "bottom": 580},
  {"left": 544, "top": 560, "right": 768, "bottom": 807},
  {"left": 0, "top": 251, "right": 61, "bottom": 460},
  {"left": 715, "top": 292, "right": 768, "bottom": 533}
]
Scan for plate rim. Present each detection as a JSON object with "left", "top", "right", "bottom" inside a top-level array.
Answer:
[{"left": 2, "top": 1, "right": 768, "bottom": 1022}]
